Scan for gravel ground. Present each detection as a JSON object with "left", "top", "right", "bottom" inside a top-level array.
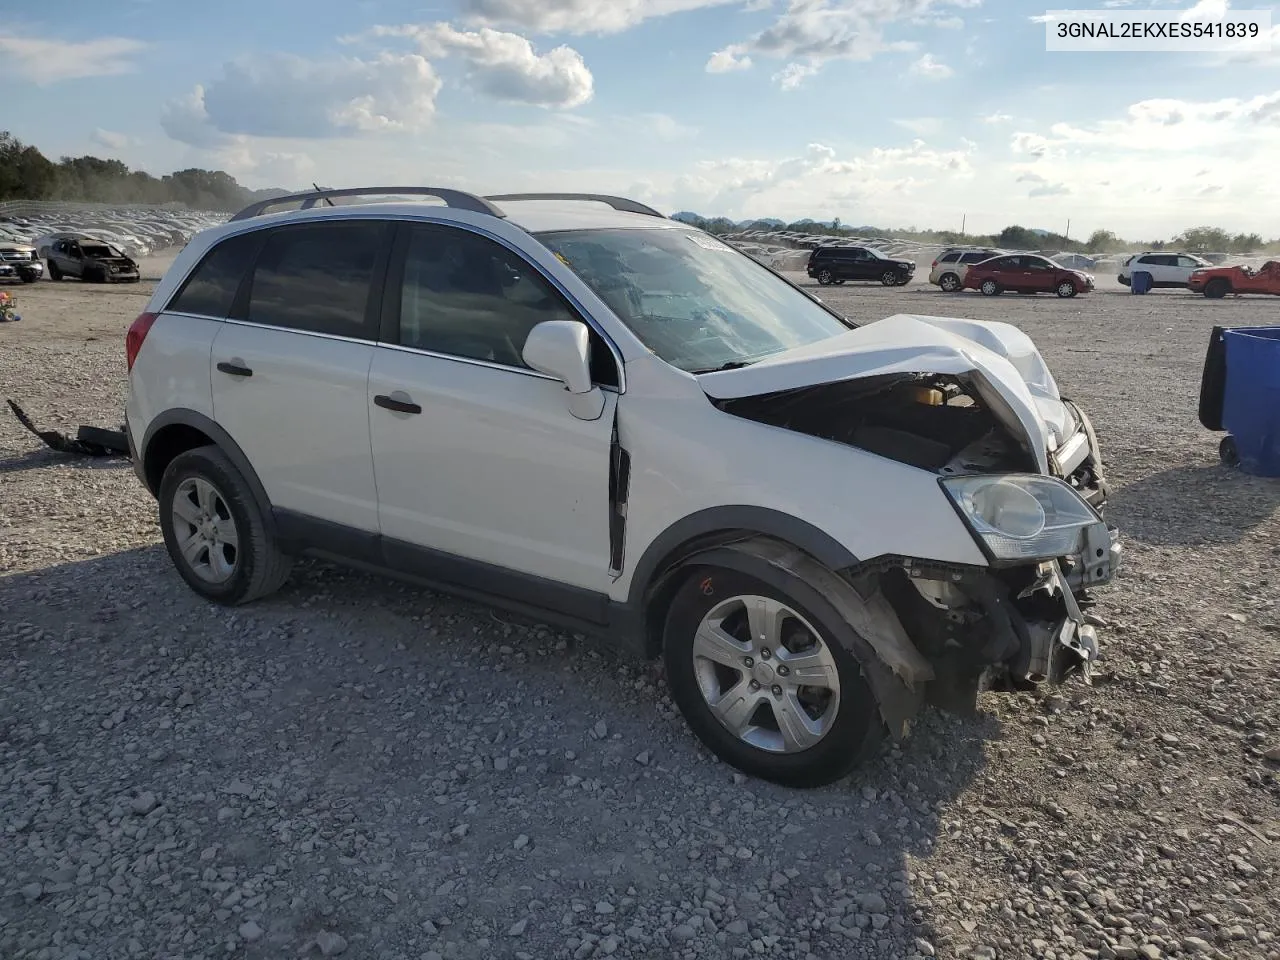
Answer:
[{"left": 1, "top": 262, "right": 1278, "bottom": 960}]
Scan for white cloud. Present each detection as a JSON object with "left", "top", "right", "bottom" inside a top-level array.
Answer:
[
  {"left": 773, "top": 61, "right": 820, "bottom": 89},
  {"left": 0, "top": 32, "right": 146, "bottom": 84},
  {"left": 458, "top": 0, "right": 737, "bottom": 34},
  {"left": 982, "top": 112, "right": 1013, "bottom": 124},
  {"left": 909, "top": 53, "right": 953, "bottom": 78},
  {"left": 366, "top": 24, "right": 592, "bottom": 108},
  {"left": 161, "top": 52, "right": 442, "bottom": 146},
  {"left": 90, "top": 128, "right": 134, "bottom": 151},
  {"left": 706, "top": 0, "right": 977, "bottom": 86}
]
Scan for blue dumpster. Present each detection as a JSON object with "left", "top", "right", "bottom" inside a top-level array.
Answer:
[
  {"left": 1130, "top": 270, "right": 1153, "bottom": 294},
  {"left": 1220, "top": 326, "right": 1280, "bottom": 476}
]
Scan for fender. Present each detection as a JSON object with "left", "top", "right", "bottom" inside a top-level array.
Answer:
[
  {"left": 626, "top": 505, "right": 859, "bottom": 609},
  {"left": 140, "top": 408, "right": 276, "bottom": 535}
]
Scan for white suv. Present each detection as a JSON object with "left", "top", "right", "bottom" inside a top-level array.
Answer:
[
  {"left": 1118, "top": 251, "right": 1212, "bottom": 288},
  {"left": 125, "top": 188, "right": 1120, "bottom": 787},
  {"left": 928, "top": 248, "right": 1004, "bottom": 292}
]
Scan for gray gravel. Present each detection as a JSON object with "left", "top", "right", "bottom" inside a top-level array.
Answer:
[{"left": 2, "top": 267, "right": 1278, "bottom": 960}]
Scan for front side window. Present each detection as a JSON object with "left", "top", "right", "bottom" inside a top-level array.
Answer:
[
  {"left": 168, "top": 232, "right": 260, "bottom": 318},
  {"left": 397, "top": 225, "right": 585, "bottom": 372},
  {"left": 538, "top": 227, "right": 855, "bottom": 374},
  {"left": 246, "top": 221, "right": 384, "bottom": 337}
]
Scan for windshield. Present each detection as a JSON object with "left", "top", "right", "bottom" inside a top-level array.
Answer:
[{"left": 537, "top": 227, "right": 854, "bottom": 373}]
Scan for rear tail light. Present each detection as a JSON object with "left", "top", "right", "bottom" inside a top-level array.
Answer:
[
  {"left": 931, "top": 259, "right": 938, "bottom": 268},
  {"left": 126, "top": 312, "right": 158, "bottom": 372}
]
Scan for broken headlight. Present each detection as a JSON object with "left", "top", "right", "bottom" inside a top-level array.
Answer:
[{"left": 941, "top": 474, "right": 1101, "bottom": 563}]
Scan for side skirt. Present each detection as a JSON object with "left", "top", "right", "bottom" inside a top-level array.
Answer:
[{"left": 272, "top": 509, "right": 646, "bottom": 655}]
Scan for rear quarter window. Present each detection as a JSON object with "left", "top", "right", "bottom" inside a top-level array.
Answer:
[{"left": 167, "top": 232, "right": 261, "bottom": 318}]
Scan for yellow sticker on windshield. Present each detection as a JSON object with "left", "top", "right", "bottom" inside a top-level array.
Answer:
[{"left": 555, "top": 252, "right": 572, "bottom": 266}]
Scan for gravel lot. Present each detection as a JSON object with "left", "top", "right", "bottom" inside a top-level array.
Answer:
[{"left": 2, "top": 260, "right": 1278, "bottom": 960}]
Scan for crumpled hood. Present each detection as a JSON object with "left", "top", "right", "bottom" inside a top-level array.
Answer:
[{"left": 698, "top": 313, "right": 1078, "bottom": 471}]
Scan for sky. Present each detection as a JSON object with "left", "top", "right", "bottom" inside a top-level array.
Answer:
[{"left": 2, "top": 0, "right": 1279, "bottom": 238}]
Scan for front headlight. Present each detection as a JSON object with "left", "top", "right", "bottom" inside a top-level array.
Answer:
[{"left": 942, "top": 474, "right": 1100, "bottom": 563}]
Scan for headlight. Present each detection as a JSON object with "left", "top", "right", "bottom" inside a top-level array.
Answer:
[{"left": 941, "top": 474, "right": 1100, "bottom": 563}]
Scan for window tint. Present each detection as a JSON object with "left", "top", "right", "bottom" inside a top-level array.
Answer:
[
  {"left": 940, "top": 252, "right": 960, "bottom": 263},
  {"left": 246, "top": 222, "right": 384, "bottom": 336},
  {"left": 1025, "top": 257, "right": 1052, "bottom": 270},
  {"left": 398, "top": 225, "right": 587, "bottom": 372},
  {"left": 168, "top": 232, "right": 260, "bottom": 318},
  {"left": 960, "top": 252, "right": 989, "bottom": 263}
]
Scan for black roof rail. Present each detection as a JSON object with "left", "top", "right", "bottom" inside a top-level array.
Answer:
[
  {"left": 485, "top": 193, "right": 666, "bottom": 219},
  {"left": 229, "top": 186, "right": 506, "bottom": 222}
]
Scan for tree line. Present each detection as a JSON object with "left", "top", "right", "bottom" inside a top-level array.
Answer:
[{"left": 0, "top": 131, "right": 282, "bottom": 212}]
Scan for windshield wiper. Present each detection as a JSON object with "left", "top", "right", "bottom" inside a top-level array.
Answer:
[{"left": 690, "top": 360, "right": 753, "bottom": 374}]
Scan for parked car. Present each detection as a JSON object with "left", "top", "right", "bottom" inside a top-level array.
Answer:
[
  {"left": 1187, "top": 260, "right": 1280, "bottom": 298},
  {"left": 1118, "top": 252, "right": 1211, "bottom": 288},
  {"left": 0, "top": 239, "right": 44, "bottom": 283},
  {"left": 929, "top": 248, "right": 1003, "bottom": 292},
  {"left": 46, "top": 236, "right": 141, "bottom": 283},
  {"left": 963, "top": 254, "right": 1094, "bottom": 298},
  {"left": 124, "top": 187, "right": 1119, "bottom": 787},
  {"left": 806, "top": 245, "right": 915, "bottom": 286}
]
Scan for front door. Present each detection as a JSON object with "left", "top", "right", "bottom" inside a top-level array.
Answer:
[
  {"left": 368, "top": 222, "right": 619, "bottom": 604},
  {"left": 210, "top": 219, "right": 389, "bottom": 534}
]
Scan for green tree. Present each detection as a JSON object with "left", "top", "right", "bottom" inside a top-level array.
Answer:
[
  {"left": 1173, "top": 226, "right": 1232, "bottom": 252},
  {"left": 996, "top": 225, "right": 1041, "bottom": 250},
  {"left": 1085, "top": 229, "right": 1121, "bottom": 253}
]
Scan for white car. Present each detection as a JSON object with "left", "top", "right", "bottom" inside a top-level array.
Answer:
[
  {"left": 928, "top": 248, "right": 1004, "bottom": 291},
  {"left": 1118, "top": 251, "right": 1211, "bottom": 288},
  {"left": 124, "top": 188, "right": 1120, "bottom": 787}
]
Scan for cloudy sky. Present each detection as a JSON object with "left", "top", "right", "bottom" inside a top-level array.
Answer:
[{"left": 2, "top": 0, "right": 1278, "bottom": 237}]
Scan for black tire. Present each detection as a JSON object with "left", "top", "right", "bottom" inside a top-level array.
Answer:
[
  {"left": 880, "top": 270, "right": 898, "bottom": 286},
  {"left": 1205, "top": 278, "right": 1229, "bottom": 299},
  {"left": 20, "top": 273, "right": 38, "bottom": 284},
  {"left": 47, "top": 261, "right": 62, "bottom": 281},
  {"left": 158, "top": 445, "right": 292, "bottom": 605},
  {"left": 662, "top": 564, "right": 885, "bottom": 788},
  {"left": 979, "top": 279, "right": 1001, "bottom": 296},
  {"left": 817, "top": 269, "right": 834, "bottom": 286},
  {"left": 1219, "top": 435, "right": 1240, "bottom": 467},
  {"left": 938, "top": 272, "right": 962, "bottom": 292},
  {"left": 1056, "top": 280, "right": 1077, "bottom": 298}
]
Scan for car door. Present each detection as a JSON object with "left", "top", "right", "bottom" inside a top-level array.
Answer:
[
  {"left": 1023, "top": 256, "right": 1058, "bottom": 292},
  {"left": 1174, "top": 255, "right": 1202, "bottom": 285},
  {"left": 367, "top": 221, "right": 620, "bottom": 601},
  {"left": 210, "top": 219, "right": 389, "bottom": 536},
  {"left": 848, "top": 249, "right": 876, "bottom": 280}
]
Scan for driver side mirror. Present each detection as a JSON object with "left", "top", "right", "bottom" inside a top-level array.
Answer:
[{"left": 522, "top": 320, "right": 606, "bottom": 421}]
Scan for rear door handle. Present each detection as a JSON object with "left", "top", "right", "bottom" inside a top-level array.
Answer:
[
  {"left": 374, "top": 394, "right": 422, "bottom": 415},
  {"left": 217, "top": 361, "right": 253, "bottom": 377}
]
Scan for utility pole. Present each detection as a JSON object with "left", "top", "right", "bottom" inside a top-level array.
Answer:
[
  {"left": 960, "top": 214, "right": 966, "bottom": 239},
  {"left": 1065, "top": 219, "right": 1070, "bottom": 244}
]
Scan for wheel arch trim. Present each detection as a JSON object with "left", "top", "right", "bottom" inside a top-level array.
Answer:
[{"left": 140, "top": 409, "right": 276, "bottom": 535}]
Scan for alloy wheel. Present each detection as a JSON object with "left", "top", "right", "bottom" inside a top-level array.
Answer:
[{"left": 170, "top": 477, "right": 239, "bottom": 584}]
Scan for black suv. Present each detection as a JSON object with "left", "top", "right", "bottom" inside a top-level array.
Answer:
[
  {"left": 46, "top": 237, "right": 141, "bottom": 284},
  {"left": 806, "top": 245, "right": 915, "bottom": 286}
]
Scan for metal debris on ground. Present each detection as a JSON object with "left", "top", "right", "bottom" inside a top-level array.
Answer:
[{"left": 6, "top": 399, "right": 129, "bottom": 457}]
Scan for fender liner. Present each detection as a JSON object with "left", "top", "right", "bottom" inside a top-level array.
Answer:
[
  {"left": 674, "top": 537, "right": 930, "bottom": 739},
  {"left": 140, "top": 409, "right": 276, "bottom": 535},
  {"left": 626, "top": 505, "right": 860, "bottom": 610}
]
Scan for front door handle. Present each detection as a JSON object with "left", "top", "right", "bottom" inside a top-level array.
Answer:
[
  {"left": 374, "top": 394, "right": 422, "bottom": 415},
  {"left": 217, "top": 361, "right": 253, "bottom": 377}
]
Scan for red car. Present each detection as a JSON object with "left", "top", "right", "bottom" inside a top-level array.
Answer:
[
  {"left": 962, "top": 254, "right": 1094, "bottom": 298},
  {"left": 1187, "top": 260, "right": 1280, "bottom": 298}
]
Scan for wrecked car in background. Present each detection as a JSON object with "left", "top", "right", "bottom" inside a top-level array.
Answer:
[
  {"left": 45, "top": 236, "right": 140, "bottom": 283},
  {"left": 0, "top": 239, "right": 43, "bottom": 283},
  {"left": 123, "top": 187, "right": 1120, "bottom": 788}
]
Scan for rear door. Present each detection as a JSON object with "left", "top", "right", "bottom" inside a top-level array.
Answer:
[{"left": 211, "top": 219, "right": 391, "bottom": 534}]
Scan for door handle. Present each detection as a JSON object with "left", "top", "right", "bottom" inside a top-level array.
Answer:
[
  {"left": 217, "top": 361, "right": 253, "bottom": 377},
  {"left": 374, "top": 394, "right": 422, "bottom": 415}
]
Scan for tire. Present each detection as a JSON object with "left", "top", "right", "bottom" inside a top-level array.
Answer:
[
  {"left": 938, "top": 272, "right": 962, "bottom": 292},
  {"left": 158, "top": 445, "right": 292, "bottom": 606},
  {"left": 880, "top": 271, "right": 898, "bottom": 286},
  {"left": 1219, "top": 435, "right": 1240, "bottom": 467},
  {"left": 979, "top": 279, "right": 1001, "bottom": 296},
  {"left": 816, "top": 269, "right": 834, "bottom": 286},
  {"left": 47, "top": 261, "right": 62, "bottom": 281},
  {"left": 1205, "top": 278, "right": 1229, "bottom": 299},
  {"left": 662, "top": 564, "right": 885, "bottom": 788},
  {"left": 1056, "top": 280, "right": 1077, "bottom": 298},
  {"left": 19, "top": 273, "right": 37, "bottom": 284}
]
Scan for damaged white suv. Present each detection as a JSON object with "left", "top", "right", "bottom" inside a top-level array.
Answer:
[{"left": 125, "top": 188, "right": 1120, "bottom": 787}]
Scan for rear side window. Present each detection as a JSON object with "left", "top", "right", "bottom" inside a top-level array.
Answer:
[
  {"left": 940, "top": 252, "right": 960, "bottom": 263},
  {"left": 960, "top": 252, "right": 989, "bottom": 263},
  {"left": 167, "top": 233, "right": 259, "bottom": 318},
  {"left": 246, "top": 221, "right": 385, "bottom": 337}
]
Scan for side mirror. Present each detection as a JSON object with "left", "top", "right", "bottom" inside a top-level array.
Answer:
[{"left": 522, "top": 320, "right": 606, "bottom": 421}]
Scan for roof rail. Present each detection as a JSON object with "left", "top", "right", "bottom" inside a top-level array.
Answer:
[
  {"left": 485, "top": 193, "right": 666, "bottom": 219},
  {"left": 229, "top": 186, "right": 506, "bottom": 222}
]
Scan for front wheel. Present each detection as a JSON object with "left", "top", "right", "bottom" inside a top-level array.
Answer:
[
  {"left": 1205, "top": 278, "right": 1229, "bottom": 299},
  {"left": 939, "top": 272, "right": 962, "bottom": 292},
  {"left": 980, "top": 279, "right": 1001, "bottom": 296},
  {"left": 881, "top": 270, "right": 898, "bottom": 286},
  {"left": 47, "top": 261, "right": 62, "bottom": 281},
  {"left": 662, "top": 565, "right": 884, "bottom": 788},
  {"left": 1056, "top": 280, "right": 1077, "bottom": 298},
  {"left": 158, "top": 445, "right": 293, "bottom": 606}
]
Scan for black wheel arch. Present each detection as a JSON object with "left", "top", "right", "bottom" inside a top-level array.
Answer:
[
  {"left": 140, "top": 409, "right": 276, "bottom": 535},
  {"left": 627, "top": 506, "right": 860, "bottom": 658}
]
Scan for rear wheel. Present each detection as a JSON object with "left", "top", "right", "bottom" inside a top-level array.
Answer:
[
  {"left": 662, "top": 565, "right": 884, "bottom": 787},
  {"left": 1056, "top": 280, "right": 1077, "bottom": 298},
  {"left": 1205, "top": 278, "right": 1229, "bottom": 299},
  {"left": 817, "top": 268, "right": 834, "bottom": 286},
  {"left": 939, "top": 272, "right": 962, "bottom": 292},
  {"left": 980, "top": 279, "right": 1001, "bottom": 296},
  {"left": 158, "top": 445, "right": 292, "bottom": 605}
]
